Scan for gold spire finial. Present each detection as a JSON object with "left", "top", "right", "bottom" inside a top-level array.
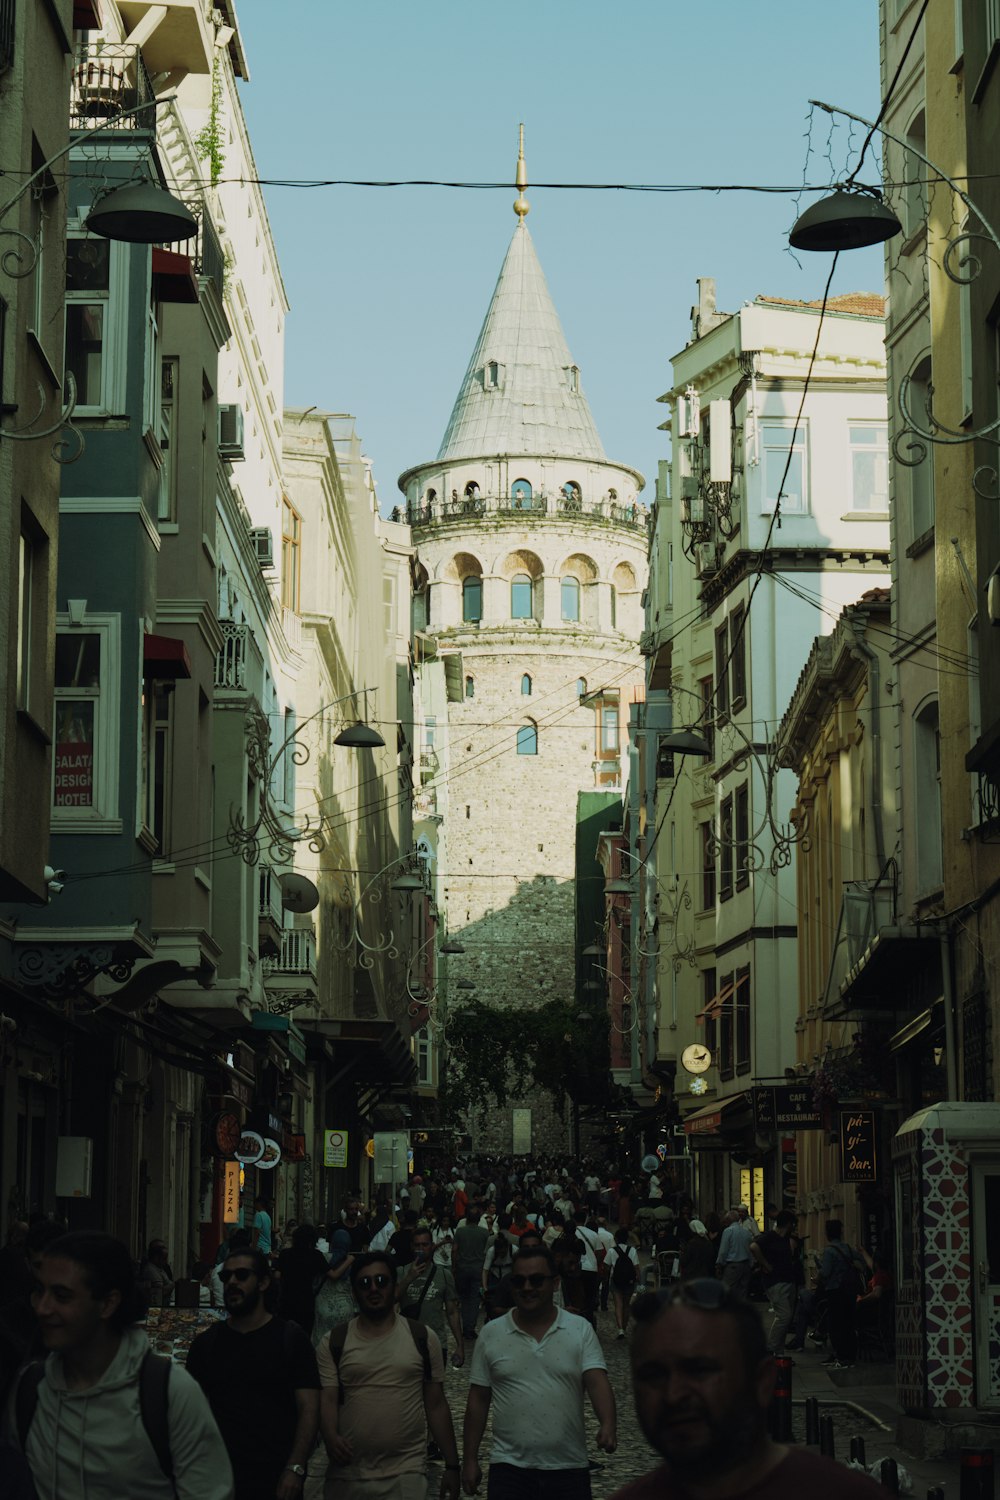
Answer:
[{"left": 514, "top": 122, "right": 529, "bottom": 219}]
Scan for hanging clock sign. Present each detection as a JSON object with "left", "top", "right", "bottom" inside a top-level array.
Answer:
[
  {"left": 234, "top": 1130, "right": 265, "bottom": 1165},
  {"left": 212, "top": 1111, "right": 242, "bottom": 1157}
]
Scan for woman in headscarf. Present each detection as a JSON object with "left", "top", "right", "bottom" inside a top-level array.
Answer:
[
  {"left": 678, "top": 1218, "right": 719, "bottom": 1280},
  {"left": 311, "top": 1226, "right": 356, "bottom": 1345}
]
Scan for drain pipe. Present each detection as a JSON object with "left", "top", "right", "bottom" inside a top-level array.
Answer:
[
  {"left": 848, "top": 611, "right": 887, "bottom": 875},
  {"left": 940, "top": 926, "right": 959, "bottom": 1099}
]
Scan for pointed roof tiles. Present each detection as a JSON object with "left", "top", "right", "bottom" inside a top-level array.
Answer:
[{"left": 436, "top": 221, "right": 607, "bottom": 464}]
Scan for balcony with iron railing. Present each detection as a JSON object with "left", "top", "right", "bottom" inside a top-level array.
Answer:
[
  {"left": 160, "top": 200, "right": 226, "bottom": 293},
  {"left": 406, "top": 491, "right": 650, "bottom": 536},
  {"left": 262, "top": 925, "right": 319, "bottom": 1011},
  {"left": 71, "top": 44, "right": 156, "bottom": 133},
  {"left": 215, "top": 621, "right": 250, "bottom": 691}
]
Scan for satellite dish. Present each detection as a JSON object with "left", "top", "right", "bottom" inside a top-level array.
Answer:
[
  {"left": 641, "top": 1153, "right": 660, "bottom": 1174},
  {"left": 280, "top": 873, "right": 319, "bottom": 913}
]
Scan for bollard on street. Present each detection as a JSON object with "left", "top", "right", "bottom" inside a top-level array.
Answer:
[
  {"left": 819, "top": 1413, "right": 835, "bottom": 1460},
  {"left": 769, "top": 1356, "right": 793, "bottom": 1443},
  {"left": 805, "top": 1397, "right": 820, "bottom": 1445},
  {"left": 880, "top": 1457, "right": 899, "bottom": 1494},
  {"left": 960, "top": 1448, "right": 995, "bottom": 1500},
  {"left": 850, "top": 1436, "right": 867, "bottom": 1466}
]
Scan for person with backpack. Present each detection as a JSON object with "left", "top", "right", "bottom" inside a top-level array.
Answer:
[
  {"left": 185, "top": 1247, "right": 319, "bottom": 1499},
  {"left": 815, "top": 1219, "right": 866, "bottom": 1370},
  {"left": 607, "top": 1228, "right": 640, "bottom": 1338},
  {"left": 317, "top": 1252, "right": 460, "bottom": 1500},
  {"left": 10, "top": 1230, "right": 232, "bottom": 1500}
]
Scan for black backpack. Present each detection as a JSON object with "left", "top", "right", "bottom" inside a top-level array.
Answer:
[
  {"left": 611, "top": 1249, "right": 638, "bottom": 1290},
  {"left": 327, "top": 1317, "right": 431, "bottom": 1404},
  {"left": 15, "top": 1351, "right": 174, "bottom": 1484}
]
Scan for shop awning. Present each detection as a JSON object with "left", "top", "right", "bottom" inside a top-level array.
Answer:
[
  {"left": 683, "top": 1092, "right": 750, "bottom": 1135},
  {"left": 837, "top": 925, "right": 941, "bottom": 1015},
  {"left": 696, "top": 979, "right": 735, "bottom": 1024},
  {"left": 298, "top": 1018, "right": 416, "bottom": 1086},
  {"left": 143, "top": 633, "right": 192, "bottom": 679},
  {"left": 152, "top": 249, "right": 199, "bottom": 305}
]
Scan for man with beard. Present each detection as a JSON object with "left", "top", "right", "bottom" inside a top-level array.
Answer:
[
  {"left": 186, "top": 1249, "right": 319, "bottom": 1500},
  {"left": 462, "top": 1247, "right": 616, "bottom": 1500},
  {"left": 611, "top": 1281, "right": 884, "bottom": 1499},
  {"left": 318, "top": 1253, "right": 460, "bottom": 1500}
]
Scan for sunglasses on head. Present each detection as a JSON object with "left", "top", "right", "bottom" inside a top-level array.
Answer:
[
  {"left": 219, "top": 1267, "right": 254, "bottom": 1284},
  {"left": 510, "top": 1273, "right": 552, "bottom": 1289},
  {"left": 357, "top": 1273, "right": 392, "bottom": 1290}
]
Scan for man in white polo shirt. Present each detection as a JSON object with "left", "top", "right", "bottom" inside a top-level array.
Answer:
[{"left": 461, "top": 1246, "right": 616, "bottom": 1500}]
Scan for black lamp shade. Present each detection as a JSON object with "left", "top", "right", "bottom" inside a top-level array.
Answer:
[
  {"left": 789, "top": 189, "right": 902, "bottom": 253},
  {"left": 661, "top": 728, "right": 712, "bottom": 757},
  {"left": 86, "top": 181, "right": 198, "bottom": 244},
  {"left": 335, "top": 722, "right": 385, "bottom": 748}
]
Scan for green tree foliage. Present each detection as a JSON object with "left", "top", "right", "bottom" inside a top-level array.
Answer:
[
  {"left": 195, "top": 56, "right": 226, "bottom": 187},
  {"left": 441, "top": 998, "right": 613, "bottom": 1123}
]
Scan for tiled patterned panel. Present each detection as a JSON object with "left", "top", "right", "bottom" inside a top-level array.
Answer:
[{"left": 896, "top": 1121, "right": 975, "bottom": 1410}]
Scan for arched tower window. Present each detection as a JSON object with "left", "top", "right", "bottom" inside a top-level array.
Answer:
[
  {"left": 609, "top": 585, "right": 617, "bottom": 628},
  {"left": 561, "top": 481, "right": 582, "bottom": 511},
  {"left": 465, "top": 675, "right": 475, "bottom": 699},
  {"left": 561, "top": 576, "right": 581, "bottom": 622},
  {"left": 521, "top": 674, "right": 532, "bottom": 696},
  {"left": 426, "top": 488, "right": 436, "bottom": 504},
  {"left": 463, "top": 576, "right": 483, "bottom": 623},
  {"left": 517, "top": 722, "right": 538, "bottom": 756},
  {"left": 577, "top": 677, "right": 587, "bottom": 698},
  {"left": 511, "top": 574, "right": 533, "bottom": 619},
  {"left": 511, "top": 478, "right": 532, "bottom": 508}
]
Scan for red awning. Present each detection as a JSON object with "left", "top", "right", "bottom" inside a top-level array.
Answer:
[
  {"left": 683, "top": 1093, "right": 749, "bottom": 1136},
  {"left": 143, "top": 634, "right": 192, "bottom": 680},
  {"left": 152, "top": 248, "right": 199, "bottom": 305}
]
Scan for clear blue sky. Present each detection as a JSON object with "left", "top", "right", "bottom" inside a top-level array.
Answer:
[{"left": 234, "top": 0, "right": 883, "bottom": 508}]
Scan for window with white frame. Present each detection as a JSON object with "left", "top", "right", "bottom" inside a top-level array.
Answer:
[
  {"left": 52, "top": 616, "right": 121, "bottom": 829},
  {"left": 601, "top": 707, "right": 619, "bottom": 752},
  {"left": 140, "top": 681, "right": 173, "bottom": 853},
  {"left": 143, "top": 296, "right": 159, "bottom": 435},
  {"left": 908, "top": 356, "right": 935, "bottom": 539},
  {"left": 914, "top": 700, "right": 943, "bottom": 892},
  {"left": 761, "top": 421, "right": 808, "bottom": 513},
  {"left": 415, "top": 1025, "right": 436, "bottom": 1087},
  {"left": 64, "top": 235, "right": 127, "bottom": 413},
  {"left": 849, "top": 423, "right": 889, "bottom": 512},
  {"left": 157, "top": 359, "right": 177, "bottom": 522}
]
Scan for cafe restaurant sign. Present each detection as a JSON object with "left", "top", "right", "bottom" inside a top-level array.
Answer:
[{"left": 753, "top": 1085, "right": 822, "bottom": 1131}]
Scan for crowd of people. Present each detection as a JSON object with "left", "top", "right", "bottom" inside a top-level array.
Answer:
[{"left": 0, "top": 1155, "right": 892, "bottom": 1499}]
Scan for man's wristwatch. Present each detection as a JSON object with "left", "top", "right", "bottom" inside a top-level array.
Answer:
[{"left": 285, "top": 1464, "right": 306, "bottom": 1477}]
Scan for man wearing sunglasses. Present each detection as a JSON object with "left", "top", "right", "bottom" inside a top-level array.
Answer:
[
  {"left": 615, "top": 1280, "right": 883, "bottom": 1499},
  {"left": 186, "top": 1250, "right": 320, "bottom": 1500},
  {"left": 317, "top": 1253, "right": 461, "bottom": 1500},
  {"left": 462, "top": 1247, "right": 616, "bottom": 1500}
]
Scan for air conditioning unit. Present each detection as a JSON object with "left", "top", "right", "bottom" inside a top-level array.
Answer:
[
  {"left": 218, "top": 402, "right": 245, "bottom": 461},
  {"left": 696, "top": 541, "right": 719, "bottom": 577},
  {"left": 250, "top": 526, "right": 274, "bottom": 569},
  {"left": 676, "top": 386, "right": 701, "bottom": 439}
]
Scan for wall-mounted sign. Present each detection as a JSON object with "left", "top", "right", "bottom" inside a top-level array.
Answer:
[
  {"left": 212, "top": 1111, "right": 242, "bottom": 1157},
  {"left": 256, "top": 1137, "right": 281, "bottom": 1170},
  {"left": 840, "top": 1110, "right": 878, "bottom": 1183},
  {"left": 324, "top": 1129, "right": 349, "bottom": 1168},
  {"left": 235, "top": 1130, "right": 265, "bottom": 1165},
  {"left": 754, "top": 1085, "right": 822, "bottom": 1131},
  {"left": 223, "top": 1160, "right": 241, "bottom": 1220}
]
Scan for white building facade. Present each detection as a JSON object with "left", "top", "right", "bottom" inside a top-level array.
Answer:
[{"left": 645, "top": 280, "right": 891, "bottom": 1213}]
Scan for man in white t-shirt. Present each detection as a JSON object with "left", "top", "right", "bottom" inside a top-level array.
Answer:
[{"left": 462, "top": 1246, "right": 616, "bottom": 1500}]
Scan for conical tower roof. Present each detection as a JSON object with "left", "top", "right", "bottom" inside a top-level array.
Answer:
[{"left": 436, "top": 218, "right": 607, "bottom": 464}]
